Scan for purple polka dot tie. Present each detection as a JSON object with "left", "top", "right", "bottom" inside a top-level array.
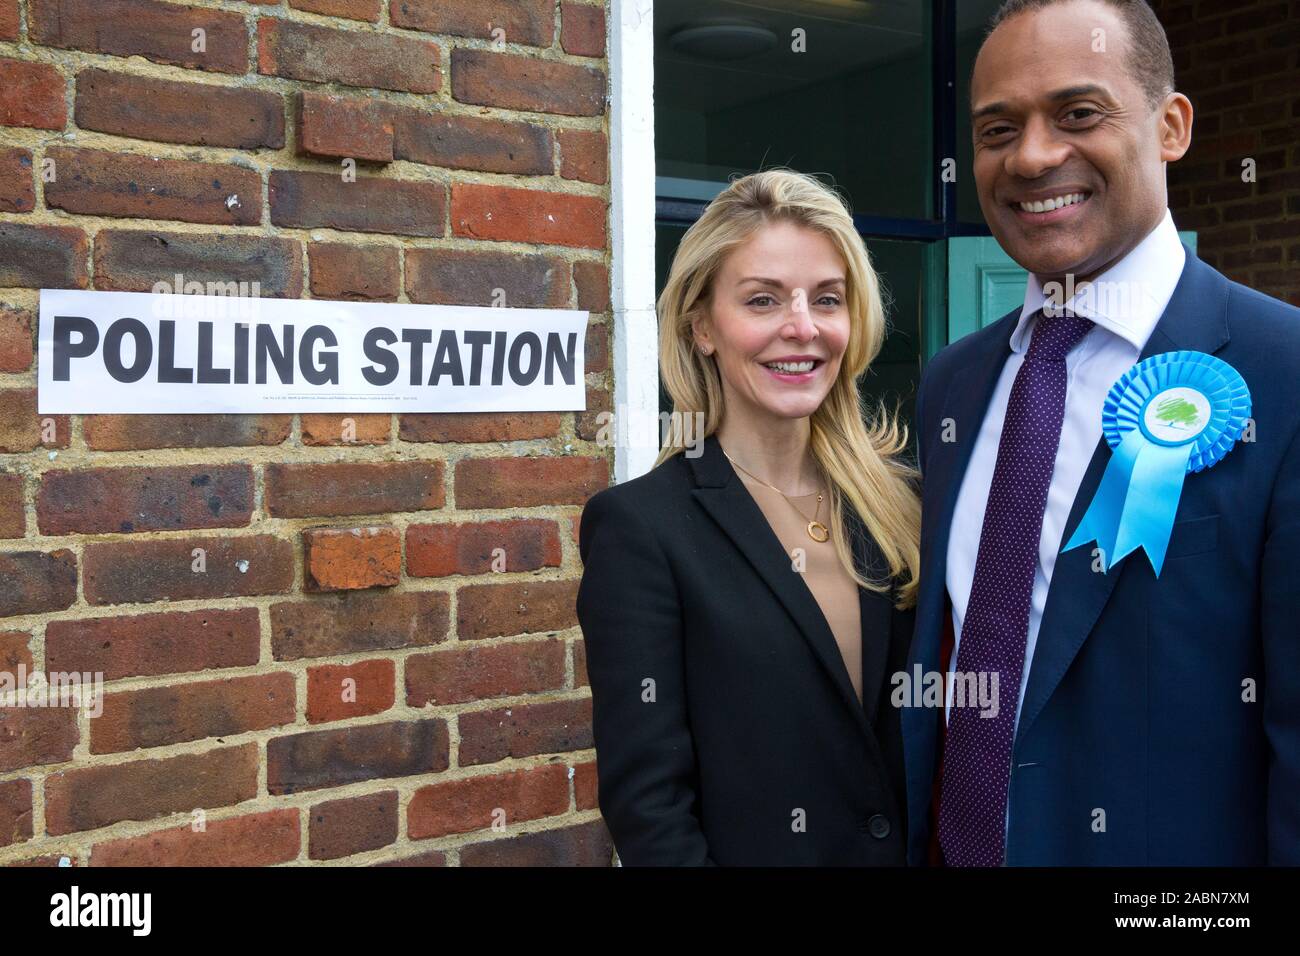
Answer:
[{"left": 937, "top": 309, "right": 1094, "bottom": 867}]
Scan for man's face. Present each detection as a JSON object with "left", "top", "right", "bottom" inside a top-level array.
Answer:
[{"left": 970, "top": 0, "right": 1187, "bottom": 281}]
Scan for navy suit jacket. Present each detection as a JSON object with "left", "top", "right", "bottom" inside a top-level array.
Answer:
[{"left": 904, "top": 248, "right": 1300, "bottom": 865}]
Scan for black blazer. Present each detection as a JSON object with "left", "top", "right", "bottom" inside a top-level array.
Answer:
[{"left": 576, "top": 432, "right": 914, "bottom": 865}]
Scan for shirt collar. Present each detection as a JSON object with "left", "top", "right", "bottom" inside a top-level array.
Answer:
[{"left": 1010, "top": 208, "right": 1186, "bottom": 354}]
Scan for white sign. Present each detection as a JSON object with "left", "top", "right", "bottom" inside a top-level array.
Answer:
[{"left": 38, "top": 290, "right": 589, "bottom": 414}]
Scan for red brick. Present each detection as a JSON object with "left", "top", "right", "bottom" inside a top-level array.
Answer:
[
  {"left": 456, "top": 579, "right": 580, "bottom": 640},
  {"left": 460, "top": 818, "right": 611, "bottom": 866},
  {"left": 270, "top": 170, "right": 446, "bottom": 238},
  {"left": 405, "top": 638, "right": 565, "bottom": 706},
  {"left": 297, "top": 92, "right": 394, "bottom": 164},
  {"left": 454, "top": 455, "right": 608, "bottom": 508},
  {"left": 290, "top": 0, "right": 381, "bottom": 21},
  {"left": 266, "top": 461, "right": 444, "bottom": 518},
  {"left": 391, "top": 0, "right": 553, "bottom": 46},
  {"left": 574, "top": 759, "right": 597, "bottom": 809},
  {"left": 0, "top": 472, "right": 23, "bottom": 538},
  {"left": 92, "top": 672, "right": 296, "bottom": 754},
  {"left": 404, "top": 248, "right": 570, "bottom": 307},
  {"left": 407, "top": 764, "right": 568, "bottom": 840},
  {"left": 374, "top": 848, "right": 447, "bottom": 866},
  {"left": 452, "top": 183, "right": 606, "bottom": 250},
  {"left": 0, "top": 550, "right": 77, "bottom": 618},
  {"left": 309, "top": 242, "right": 400, "bottom": 301},
  {"left": 37, "top": 464, "right": 254, "bottom": 535},
  {"left": 406, "top": 518, "right": 561, "bottom": 577},
  {"left": 573, "top": 637, "right": 588, "bottom": 687},
  {"left": 301, "top": 413, "right": 391, "bottom": 446},
  {"left": 558, "top": 128, "right": 608, "bottom": 184},
  {"left": 458, "top": 698, "right": 592, "bottom": 766},
  {"left": 82, "top": 535, "right": 294, "bottom": 606},
  {"left": 584, "top": 323, "right": 608, "bottom": 374},
  {"left": 561, "top": 2, "right": 606, "bottom": 58},
  {"left": 258, "top": 17, "right": 440, "bottom": 93},
  {"left": 45, "top": 148, "right": 262, "bottom": 226},
  {"left": 93, "top": 230, "right": 304, "bottom": 298},
  {"left": 0, "top": 778, "right": 33, "bottom": 848},
  {"left": 267, "top": 718, "right": 448, "bottom": 795},
  {"left": 0, "top": 1, "right": 17, "bottom": 40},
  {"left": 0, "top": 223, "right": 88, "bottom": 289},
  {"left": 576, "top": 384, "right": 612, "bottom": 441},
  {"left": 0, "top": 631, "right": 33, "bottom": 675},
  {"left": 91, "top": 808, "right": 300, "bottom": 866},
  {"left": 0, "top": 305, "right": 33, "bottom": 372},
  {"left": 451, "top": 48, "right": 605, "bottom": 116},
  {"left": 44, "top": 744, "right": 259, "bottom": 835},
  {"left": 0, "top": 389, "right": 70, "bottom": 452},
  {"left": 83, "top": 414, "right": 293, "bottom": 450},
  {"left": 391, "top": 106, "right": 553, "bottom": 175},
  {"left": 0, "top": 148, "right": 34, "bottom": 213},
  {"left": 0, "top": 58, "right": 66, "bottom": 129},
  {"left": 399, "top": 411, "right": 562, "bottom": 443},
  {"left": 307, "top": 658, "right": 395, "bottom": 723},
  {"left": 309, "top": 790, "right": 397, "bottom": 860},
  {"left": 45, "top": 608, "right": 260, "bottom": 681},
  {"left": 574, "top": 259, "right": 610, "bottom": 312},
  {"left": 0, "top": 706, "right": 78, "bottom": 772},
  {"left": 304, "top": 526, "right": 401, "bottom": 592},
  {"left": 271, "top": 590, "right": 450, "bottom": 661},
  {"left": 75, "top": 68, "right": 285, "bottom": 149},
  {"left": 30, "top": 0, "right": 249, "bottom": 74}
]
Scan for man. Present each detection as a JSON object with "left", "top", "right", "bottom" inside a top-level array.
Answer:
[{"left": 905, "top": 0, "right": 1300, "bottom": 865}]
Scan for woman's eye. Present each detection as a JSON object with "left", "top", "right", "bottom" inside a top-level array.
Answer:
[
  {"left": 747, "top": 295, "right": 776, "bottom": 308},
  {"left": 816, "top": 295, "right": 841, "bottom": 307}
]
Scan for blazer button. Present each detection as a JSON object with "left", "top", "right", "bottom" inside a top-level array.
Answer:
[{"left": 866, "top": 814, "right": 891, "bottom": 839}]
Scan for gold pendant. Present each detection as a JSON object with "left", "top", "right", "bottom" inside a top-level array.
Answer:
[{"left": 807, "top": 520, "right": 830, "bottom": 543}]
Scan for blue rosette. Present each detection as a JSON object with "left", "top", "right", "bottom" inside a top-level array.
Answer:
[{"left": 1062, "top": 350, "right": 1250, "bottom": 576}]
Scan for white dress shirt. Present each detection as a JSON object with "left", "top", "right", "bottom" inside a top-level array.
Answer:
[{"left": 944, "top": 209, "right": 1187, "bottom": 731}]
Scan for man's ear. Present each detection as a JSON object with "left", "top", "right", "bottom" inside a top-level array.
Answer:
[{"left": 1158, "top": 91, "right": 1193, "bottom": 163}]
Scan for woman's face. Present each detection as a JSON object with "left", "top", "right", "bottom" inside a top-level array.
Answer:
[{"left": 692, "top": 220, "right": 852, "bottom": 427}]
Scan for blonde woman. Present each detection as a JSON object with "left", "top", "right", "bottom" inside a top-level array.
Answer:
[{"left": 576, "top": 169, "right": 921, "bottom": 866}]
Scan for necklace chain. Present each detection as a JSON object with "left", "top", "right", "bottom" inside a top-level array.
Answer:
[{"left": 721, "top": 447, "right": 831, "bottom": 543}]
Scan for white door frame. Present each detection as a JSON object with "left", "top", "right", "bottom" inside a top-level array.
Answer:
[{"left": 608, "top": 0, "right": 660, "bottom": 483}]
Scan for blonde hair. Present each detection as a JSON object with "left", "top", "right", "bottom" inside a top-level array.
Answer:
[{"left": 655, "top": 168, "right": 921, "bottom": 609}]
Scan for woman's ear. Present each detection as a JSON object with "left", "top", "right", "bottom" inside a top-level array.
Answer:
[{"left": 690, "top": 312, "right": 714, "bottom": 356}]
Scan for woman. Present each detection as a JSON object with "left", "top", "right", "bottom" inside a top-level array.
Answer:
[{"left": 576, "top": 169, "right": 920, "bottom": 865}]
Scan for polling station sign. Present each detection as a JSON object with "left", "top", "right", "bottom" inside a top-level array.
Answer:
[{"left": 38, "top": 289, "right": 589, "bottom": 414}]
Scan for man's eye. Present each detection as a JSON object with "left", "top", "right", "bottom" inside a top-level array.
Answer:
[
  {"left": 1065, "top": 108, "right": 1099, "bottom": 122},
  {"left": 981, "top": 125, "right": 1014, "bottom": 139}
]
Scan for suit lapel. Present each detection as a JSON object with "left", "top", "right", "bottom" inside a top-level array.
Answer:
[
  {"left": 1016, "top": 249, "right": 1232, "bottom": 741},
  {"left": 689, "top": 433, "right": 877, "bottom": 745}
]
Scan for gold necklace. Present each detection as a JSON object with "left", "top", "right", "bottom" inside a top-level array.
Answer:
[{"left": 722, "top": 448, "right": 831, "bottom": 543}]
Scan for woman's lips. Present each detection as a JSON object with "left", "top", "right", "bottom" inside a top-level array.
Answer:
[{"left": 760, "top": 359, "right": 822, "bottom": 383}]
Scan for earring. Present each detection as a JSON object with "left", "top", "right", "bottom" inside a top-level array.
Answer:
[{"left": 698, "top": 343, "right": 712, "bottom": 356}]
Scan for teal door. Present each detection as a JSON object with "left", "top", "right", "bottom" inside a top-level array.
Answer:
[{"left": 936, "top": 232, "right": 1199, "bottom": 360}]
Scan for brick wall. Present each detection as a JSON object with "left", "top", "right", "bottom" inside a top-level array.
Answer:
[
  {"left": 1153, "top": 0, "right": 1300, "bottom": 307},
  {"left": 0, "top": 0, "right": 614, "bottom": 866}
]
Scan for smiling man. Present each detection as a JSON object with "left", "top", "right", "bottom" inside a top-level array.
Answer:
[{"left": 904, "top": 0, "right": 1300, "bottom": 866}]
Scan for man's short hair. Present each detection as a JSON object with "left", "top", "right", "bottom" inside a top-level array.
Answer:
[{"left": 981, "top": 0, "right": 1176, "bottom": 109}]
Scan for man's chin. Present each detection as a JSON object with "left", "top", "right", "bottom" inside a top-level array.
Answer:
[{"left": 996, "top": 236, "right": 1097, "bottom": 281}]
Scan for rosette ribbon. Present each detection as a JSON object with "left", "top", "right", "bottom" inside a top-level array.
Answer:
[{"left": 1062, "top": 350, "right": 1250, "bottom": 576}]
